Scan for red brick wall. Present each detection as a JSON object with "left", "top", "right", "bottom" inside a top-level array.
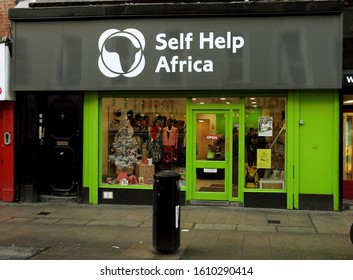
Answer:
[{"left": 0, "top": 0, "right": 15, "bottom": 38}]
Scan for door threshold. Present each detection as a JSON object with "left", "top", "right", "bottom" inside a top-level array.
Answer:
[
  {"left": 188, "top": 200, "right": 242, "bottom": 207},
  {"left": 39, "top": 195, "right": 78, "bottom": 203}
]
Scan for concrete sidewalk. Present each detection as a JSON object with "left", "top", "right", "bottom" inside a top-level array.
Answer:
[{"left": 0, "top": 202, "right": 353, "bottom": 260}]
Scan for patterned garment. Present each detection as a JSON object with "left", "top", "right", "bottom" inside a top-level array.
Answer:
[
  {"left": 149, "top": 140, "right": 162, "bottom": 163},
  {"left": 163, "top": 146, "right": 177, "bottom": 163}
]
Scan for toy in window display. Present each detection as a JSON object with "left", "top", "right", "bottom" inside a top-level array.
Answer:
[{"left": 116, "top": 166, "right": 138, "bottom": 185}]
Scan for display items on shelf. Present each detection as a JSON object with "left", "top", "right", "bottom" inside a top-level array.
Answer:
[
  {"left": 136, "top": 164, "right": 155, "bottom": 184},
  {"left": 259, "top": 179, "right": 284, "bottom": 189}
]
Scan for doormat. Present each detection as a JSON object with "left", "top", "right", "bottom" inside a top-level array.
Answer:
[
  {"left": 210, "top": 184, "right": 224, "bottom": 188},
  {"left": 198, "top": 185, "right": 238, "bottom": 193},
  {"left": 198, "top": 187, "right": 223, "bottom": 192},
  {"left": 198, "top": 184, "right": 224, "bottom": 192},
  {"left": 0, "top": 246, "right": 47, "bottom": 260}
]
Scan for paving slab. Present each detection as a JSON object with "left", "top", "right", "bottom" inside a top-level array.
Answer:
[
  {"left": 87, "top": 220, "right": 142, "bottom": 227},
  {"left": 29, "top": 218, "right": 61, "bottom": 225},
  {"left": 237, "top": 224, "right": 277, "bottom": 233},
  {"left": 277, "top": 226, "right": 316, "bottom": 234},
  {"left": 6, "top": 217, "right": 35, "bottom": 223},
  {"left": 0, "top": 246, "right": 47, "bottom": 260},
  {"left": 193, "top": 223, "right": 237, "bottom": 231},
  {"left": 310, "top": 213, "right": 352, "bottom": 234},
  {"left": 287, "top": 213, "right": 313, "bottom": 227}
]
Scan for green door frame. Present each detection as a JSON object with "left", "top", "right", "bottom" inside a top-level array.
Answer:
[{"left": 186, "top": 101, "right": 244, "bottom": 203}]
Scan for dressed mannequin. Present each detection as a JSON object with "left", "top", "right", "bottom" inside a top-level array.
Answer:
[{"left": 162, "top": 120, "right": 178, "bottom": 163}]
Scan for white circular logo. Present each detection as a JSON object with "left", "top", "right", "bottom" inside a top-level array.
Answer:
[{"left": 98, "top": 28, "right": 145, "bottom": 78}]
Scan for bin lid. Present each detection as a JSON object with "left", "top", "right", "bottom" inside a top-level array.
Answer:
[{"left": 154, "top": 170, "right": 181, "bottom": 179}]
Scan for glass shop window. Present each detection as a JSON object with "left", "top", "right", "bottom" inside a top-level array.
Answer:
[
  {"left": 244, "top": 97, "right": 286, "bottom": 190},
  {"left": 101, "top": 97, "right": 187, "bottom": 186}
]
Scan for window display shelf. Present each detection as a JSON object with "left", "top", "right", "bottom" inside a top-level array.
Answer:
[{"left": 259, "top": 179, "right": 284, "bottom": 190}]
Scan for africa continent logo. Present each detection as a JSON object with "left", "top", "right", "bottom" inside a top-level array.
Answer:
[{"left": 98, "top": 28, "right": 145, "bottom": 78}]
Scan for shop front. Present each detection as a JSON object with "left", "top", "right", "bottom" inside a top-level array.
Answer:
[
  {"left": 342, "top": 4, "right": 353, "bottom": 202},
  {"left": 10, "top": 0, "right": 343, "bottom": 210},
  {"left": 94, "top": 94, "right": 287, "bottom": 207}
]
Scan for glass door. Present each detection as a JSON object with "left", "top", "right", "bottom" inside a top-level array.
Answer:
[
  {"left": 343, "top": 112, "right": 353, "bottom": 200},
  {"left": 190, "top": 108, "right": 239, "bottom": 201},
  {"left": 343, "top": 113, "right": 353, "bottom": 181}
]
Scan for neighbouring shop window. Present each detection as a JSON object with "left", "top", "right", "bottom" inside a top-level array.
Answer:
[
  {"left": 343, "top": 113, "right": 353, "bottom": 180},
  {"left": 244, "top": 97, "right": 286, "bottom": 190},
  {"left": 101, "top": 97, "right": 187, "bottom": 187}
]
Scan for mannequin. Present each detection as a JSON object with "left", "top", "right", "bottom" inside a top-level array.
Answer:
[{"left": 162, "top": 119, "right": 178, "bottom": 163}]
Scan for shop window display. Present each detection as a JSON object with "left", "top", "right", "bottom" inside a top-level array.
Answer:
[
  {"left": 244, "top": 97, "right": 286, "bottom": 190},
  {"left": 101, "top": 98, "right": 187, "bottom": 186}
]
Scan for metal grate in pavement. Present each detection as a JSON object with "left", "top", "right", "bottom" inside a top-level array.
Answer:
[
  {"left": 267, "top": 219, "right": 281, "bottom": 224},
  {"left": 37, "top": 212, "right": 51, "bottom": 216}
]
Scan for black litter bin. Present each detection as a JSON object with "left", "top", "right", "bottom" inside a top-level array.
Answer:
[{"left": 153, "top": 170, "right": 181, "bottom": 253}]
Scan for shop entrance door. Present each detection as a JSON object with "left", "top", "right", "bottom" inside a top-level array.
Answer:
[
  {"left": 38, "top": 94, "right": 82, "bottom": 196},
  {"left": 190, "top": 108, "right": 240, "bottom": 201}
]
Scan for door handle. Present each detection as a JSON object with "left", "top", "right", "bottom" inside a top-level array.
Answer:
[{"left": 4, "top": 132, "right": 11, "bottom": 145}]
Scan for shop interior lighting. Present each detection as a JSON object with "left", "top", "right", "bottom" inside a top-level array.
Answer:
[
  {"left": 250, "top": 97, "right": 257, "bottom": 106},
  {"left": 344, "top": 100, "right": 353, "bottom": 104}
]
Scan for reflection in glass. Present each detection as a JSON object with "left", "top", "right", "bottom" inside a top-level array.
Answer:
[{"left": 232, "top": 121, "right": 239, "bottom": 198}]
